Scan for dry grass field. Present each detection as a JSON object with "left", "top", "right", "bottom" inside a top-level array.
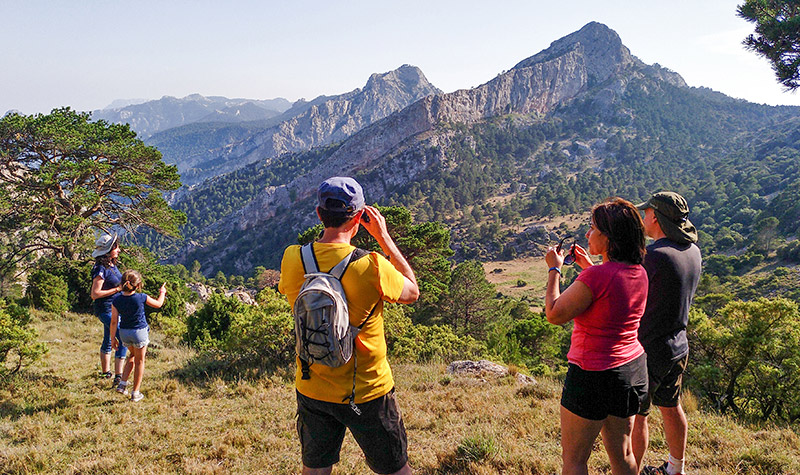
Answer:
[
  {"left": 483, "top": 211, "right": 592, "bottom": 303},
  {"left": 1, "top": 311, "right": 799, "bottom": 474},
  {"left": 483, "top": 256, "right": 548, "bottom": 303}
]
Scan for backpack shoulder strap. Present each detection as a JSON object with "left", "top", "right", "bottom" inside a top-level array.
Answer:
[
  {"left": 330, "top": 247, "right": 371, "bottom": 280},
  {"left": 351, "top": 248, "right": 370, "bottom": 261},
  {"left": 300, "top": 243, "right": 319, "bottom": 274},
  {"left": 329, "top": 251, "right": 354, "bottom": 280}
]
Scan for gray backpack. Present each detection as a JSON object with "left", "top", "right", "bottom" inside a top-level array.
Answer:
[{"left": 294, "top": 243, "right": 373, "bottom": 413}]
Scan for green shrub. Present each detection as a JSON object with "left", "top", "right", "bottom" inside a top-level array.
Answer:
[
  {"left": 386, "top": 305, "right": 485, "bottom": 362},
  {"left": 184, "top": 290, "right": 294, "bottom": 376},
  {"left": 227, "top": 288, "right": 294, "bottom": 367},
  {"left": 505, "top": 314, "right": 567, "bottom": 374},
  {"left": 0, "top": 299, "right": 48, "bottom": 378},
  {"left": 43, "top": 258, "right": 93, "bottom": 311},
  {"left": 689, "top": 298, "right": 800, "bottom": 422},
  {"left": 26, "top": 270, "right": 69, "bottom": 314},
  {"left": 186, "top": 293, "right": 242, "bottom": 350}
]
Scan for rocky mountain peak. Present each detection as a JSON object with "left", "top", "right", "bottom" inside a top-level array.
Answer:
[
  {"left": 513, "top": 22, "right": 634, "bottom": 84},
  {"left": 365, "top": 65, "right": 440, "bottom": 95},
  {"left": 362, "top": 65, "right": 442, "bottom": 103}
]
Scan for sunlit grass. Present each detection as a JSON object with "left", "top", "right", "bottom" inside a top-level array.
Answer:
[{"left": 1, "top": 311, "right": 798, "bottom": 474}]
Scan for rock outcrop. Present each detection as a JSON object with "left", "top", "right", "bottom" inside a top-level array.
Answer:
[
  {"left": 447, "top": 360, "right": 536, "bottom": 385},
  {"left": 228, "top": 22, "right": 675, "bottom": 230}
]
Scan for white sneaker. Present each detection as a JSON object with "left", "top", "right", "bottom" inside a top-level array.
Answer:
[
  {"left": 130, "top": 391, "right": 144, "bottom": 402},
  {"left": 116, "top": 382, "right": 129, "bottom": 395}
]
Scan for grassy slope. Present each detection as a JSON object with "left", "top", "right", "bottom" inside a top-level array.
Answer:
[{"left": 1, "top": 312, "right": 799, "bottom": 474}]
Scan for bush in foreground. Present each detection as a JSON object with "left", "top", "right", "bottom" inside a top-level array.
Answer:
[
  {"left": 0, "top": 299, "right": 47, "bottom": 378},
  {"left": 184, "top": 290, "right": 294, "bottom": 377},
  {"left": 25, "top": 269, "right": 69, "bottom": 314}
]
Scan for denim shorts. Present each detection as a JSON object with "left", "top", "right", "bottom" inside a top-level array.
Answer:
[{"left": 118, "top": 327, "right": 150, "bottom": 348}]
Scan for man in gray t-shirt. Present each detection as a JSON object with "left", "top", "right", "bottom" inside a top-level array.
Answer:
[{"left": 633, "top": 192, "right": 702, "bottom": 475}]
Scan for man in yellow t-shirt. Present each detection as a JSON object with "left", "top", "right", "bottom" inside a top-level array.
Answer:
[{"left": 279, "top": 176, "right": 419, "bottom": 475}]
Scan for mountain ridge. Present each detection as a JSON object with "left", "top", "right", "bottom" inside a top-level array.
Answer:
[
  {"left": 153, "top": 22, "right": 800, "bottom": 276},
  {"left": 151, "top": 64, "right": 441, "bottom": 186},
  {"left": 222, "top": 23, "right": 683, "bottom": 230},
  {"left": 92, "top": 94, "right": 293, "bottom": 138}
]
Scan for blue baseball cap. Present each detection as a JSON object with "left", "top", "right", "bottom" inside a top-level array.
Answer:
[{"left": 317, "top": 177, "right": 365, "bottom": 214}]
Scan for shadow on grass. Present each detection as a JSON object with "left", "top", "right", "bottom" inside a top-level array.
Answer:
[
  {"left": 1, "top": 372, "right": 72, "bottom": 420},
  {"left": 168, "top": 351, "right": 294, "bottom": 388},
  {"left": 0, "top": 397, "right": 70, "bottom": 421}
]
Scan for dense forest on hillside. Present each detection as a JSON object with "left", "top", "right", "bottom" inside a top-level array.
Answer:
[
  {"left": 390, "top": 81, "right": 800, "bottom": 256},
  {"left": 157, "top": 79, "right": 800, "bottom": 275}
]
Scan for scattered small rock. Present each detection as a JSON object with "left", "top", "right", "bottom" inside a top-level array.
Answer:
[
  {"left": 186, "top": 282, "right": 212, "bottom": 302},
  {"left": 225, "top": 290, "right": 256, "bottom": 305},
  {"left": 447, "top": 359, "right": 536, "bottom": 385}
]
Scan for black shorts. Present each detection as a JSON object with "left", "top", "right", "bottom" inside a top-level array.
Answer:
[
  {"left": 296, "top": 388, "right": 408, "bottom": 474},
  {"left": 561, "top": 353, "right": 649, "bottom": 421},
  {"left": 639, "top": 352, "right": 689, "bottom": 416}
]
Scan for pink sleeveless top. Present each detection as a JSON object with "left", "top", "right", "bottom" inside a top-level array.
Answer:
[{"left": 567, "top": 261, "right": 647, "bottom": 371}]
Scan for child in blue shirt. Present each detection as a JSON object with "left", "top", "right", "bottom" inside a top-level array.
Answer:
[{"left": 110, "top": 270, "right": 166, "bottom": 402}]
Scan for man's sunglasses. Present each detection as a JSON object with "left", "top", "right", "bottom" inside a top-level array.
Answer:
[{"left": 557, "top": 236, "right": 576, "bottom": 266}]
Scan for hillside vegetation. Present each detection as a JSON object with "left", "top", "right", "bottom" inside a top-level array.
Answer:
[
  {"left": 160, "top": 64, "right": 800, "bottom": 275},
  {"left": 1, "top": 311, "right": 798, "bottom": 475}
]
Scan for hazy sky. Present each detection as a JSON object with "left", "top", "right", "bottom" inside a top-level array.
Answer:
[{"left": 2, "top": 0, "right": 798, "bottom": 115}]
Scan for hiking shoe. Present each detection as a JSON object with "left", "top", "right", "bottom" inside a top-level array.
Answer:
[
  {"left": 99, "top": 371, "right": 113, "bottom": 379},
  {"left": 116, "top": 382, "right": 129, "bottom": 396},
  {"left": 130, "top": 391, "right": 144, "bottom": 402},
  {"left": 112, "top": 374, "right": 122, "bottom": 388},
  {"left": 642, "top": 462, "right": 673, "bottom": 475}
]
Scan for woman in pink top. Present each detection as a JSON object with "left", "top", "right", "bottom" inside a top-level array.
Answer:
[{"left": 545, "top": 198, "right": 649, "bottom": 475}]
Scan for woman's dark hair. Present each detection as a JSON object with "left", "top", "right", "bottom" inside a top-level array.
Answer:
[
  {"left": 318, "top": 204, "right": 359, "bottom": 229},
  {"left": 591, "top": 198, "right": 646, "bottom": 265},
  {"left": 94, "top": 240, "right": 119, "bottom": 268},
  {"left": 121, "top": 270, "right": 143, "bottom": 293}
]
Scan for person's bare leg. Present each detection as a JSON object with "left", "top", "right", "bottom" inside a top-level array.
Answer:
[
  {"left": 660, "top": 404, "right": 688, "bottom": 468},
  {"left": 632, "top": 413, "right": 649, "bottom": 470},
  {"left": 560, "top": 405, "right": 604, "bottom": 475},
  {"left": 114, "top": 356, "right": 125, "bottom": 375},
  {"left": 600, "top": 415, "right": 638, "bottom": 475},
  {"left": 121, "top": 346, "right": 135, "bottom": 382},
  {"left": 131, "top": 346, "right": 147, "bottom": 393}
]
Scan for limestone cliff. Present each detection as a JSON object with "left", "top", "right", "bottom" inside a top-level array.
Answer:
[
  {"left": 228, "top": 23, "right": 683, "bottom": 230},
  {"left": 171, "top": 22, "right": 701, "bottom": 273},
  {"left": 167, "top": 65, "right": 442, "bottom": 186}
]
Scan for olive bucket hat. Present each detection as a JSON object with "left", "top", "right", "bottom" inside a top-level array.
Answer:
[
  {"left": 91, "top": 233, "right": 118, "bottom": 258},
  {"left": 636, "top": 192, "right": 698, "bottom": 244}
]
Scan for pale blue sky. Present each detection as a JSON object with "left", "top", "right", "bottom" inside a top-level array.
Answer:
[{"left": 2, "top": 0, "right": 797, "bottom": 115}]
